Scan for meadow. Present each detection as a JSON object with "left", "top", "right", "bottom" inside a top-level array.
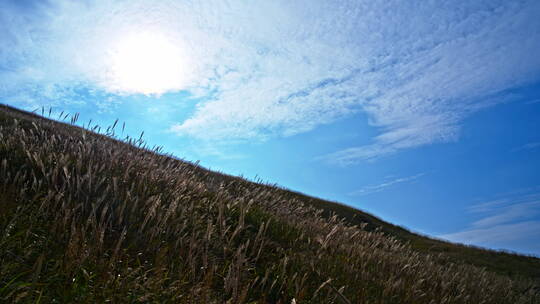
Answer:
[{"left": 1, "top": 104, "right": 539, "bottom": 303}]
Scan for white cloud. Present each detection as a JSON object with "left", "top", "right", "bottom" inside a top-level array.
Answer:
[
  {"left": 471, "top": 201, "right": 540, "bottom": 228},
  {"left": 440, "top": 221, "right": 540, "bottom": 245},
  {"left": 1, "top": 0, "right": 540, "bottom": 158},
  {"left": 439, "top": 191, "right": 540, "bottom": 253},
  {"left": 348, "top": 173, "right": 425, "bottom": 197}
]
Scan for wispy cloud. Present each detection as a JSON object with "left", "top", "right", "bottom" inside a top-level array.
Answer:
[
  {"left": 439, "top": 221, "right": 540, "bottom": 246},
  {"left": 512, "top": 142, "right": 540, "bottom": 152},
  {"left": 1, "top": 1, "right": 540, "bottom": 157},
  {"left": 348, "top": 173, "right": 425, "bottom": 197},
  {"left": 439, "top": 191, "right": 540, "bottom": 253}
]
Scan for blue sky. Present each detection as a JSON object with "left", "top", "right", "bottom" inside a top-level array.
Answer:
[{"left": 1, "top": 0, "right": 540, "bottom": 255}]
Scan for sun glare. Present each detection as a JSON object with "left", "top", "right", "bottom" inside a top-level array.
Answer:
[{"left": 107, "top": 32, "right": 188, "bottom": 95}]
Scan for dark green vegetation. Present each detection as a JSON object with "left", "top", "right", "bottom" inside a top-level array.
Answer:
[{"left": 1, "top": 103, "right": 539, "bottom": 303}]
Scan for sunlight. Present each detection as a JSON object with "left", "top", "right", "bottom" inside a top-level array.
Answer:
[{"left": 107, "top": 31, "right": 188, "bottom": 95}]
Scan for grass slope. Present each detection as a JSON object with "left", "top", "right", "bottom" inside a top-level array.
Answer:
[{"left": 1, "top": 103, "right": 539, "bottom": 303}]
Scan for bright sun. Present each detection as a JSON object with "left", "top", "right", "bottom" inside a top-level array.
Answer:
[{"left": 107, "top": 32, "right": 188, "bottom": 95}]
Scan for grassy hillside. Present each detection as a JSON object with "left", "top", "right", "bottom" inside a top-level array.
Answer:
[{"left": 1, "top": 103, "right": 539, "bottom": 303}]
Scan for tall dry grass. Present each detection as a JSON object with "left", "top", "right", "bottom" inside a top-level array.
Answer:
[{"left": 0, "top": 105, "right": 538, "bottom": 303}]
